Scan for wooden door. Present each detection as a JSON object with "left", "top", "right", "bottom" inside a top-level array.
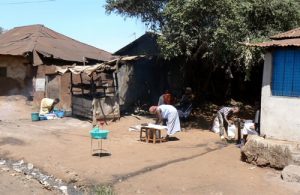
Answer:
[{"left": 46, "top": 74, "right": 60, "bottom": 99}]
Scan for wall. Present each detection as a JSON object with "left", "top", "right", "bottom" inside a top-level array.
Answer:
[
  {"left": 0, "top": 55, "right": 31, "bottom": 96},
  {"left": 33, "top": 65, "right": 72, "bottom": 111},
  {"left": 261, "top": 52, "right": 300, "bottom": 142},
  {"left": 117, "top": 58, "right": 167, "bottom": 111}
]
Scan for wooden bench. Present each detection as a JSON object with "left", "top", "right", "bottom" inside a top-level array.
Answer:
[{"left": 140, "top": 127, "right": 164, "bottom": 144}]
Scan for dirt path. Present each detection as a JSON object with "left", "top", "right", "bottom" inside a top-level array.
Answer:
[{"left": 1, "top": 96, "right": 300, "bottom": 194}]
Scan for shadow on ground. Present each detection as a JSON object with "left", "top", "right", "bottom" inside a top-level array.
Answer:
[{"left": 0, "top": 137, "right": 26, "bottom": 146}]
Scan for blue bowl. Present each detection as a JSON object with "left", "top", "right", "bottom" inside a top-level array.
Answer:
[
  {"left": 90, "top": 128, "right": 110, "bottom": 139},
  {"left": 54, "top": 110, "right": 65, "bottom": 118}
]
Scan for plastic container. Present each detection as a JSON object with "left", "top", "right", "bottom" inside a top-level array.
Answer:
[
  {"left": 90, "top": 128, "right": 110, "bottom": 139},
  {"left": 39, "top": 116, "right": 47, "bottom": 120},
  {"left": 54, "top": 110, "right": 65, "bottom": 118},
  {"left": 31, "top": 112, "right": 40, "bottom": 121}
]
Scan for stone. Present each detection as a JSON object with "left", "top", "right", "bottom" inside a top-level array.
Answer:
[
  {"left": 27, "top": 163, "right": 34, "bottom": 170},
  {"left": 12, "top": 160, "right": 24, "bottom": 166},
  {"left": 282, "top": 165, "right": 300, "bottom": 183},
  {"left": 241, "top": 135, "right": 300, "bottom": 169},
  {"left": 1, "top": 167, "right": 10, "bottom": 172},
  {"left": 13, "top": 167, "right": 22, "bottom": 173},
  {"left": 59, "top": 186, "right": 68, "bottom": 195},
  {"left": 0, "top": 160, "right": 6, "bottom": 165}
]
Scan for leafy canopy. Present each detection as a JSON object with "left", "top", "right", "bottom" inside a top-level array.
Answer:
[{"left": 106, "top": 0, "right": 300, "bottom": 72}]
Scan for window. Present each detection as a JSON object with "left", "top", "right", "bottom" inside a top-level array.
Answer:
[
  {"left": 0, "top": 67, "right": 7, "bottom": 77},
  {"left": 272, "top": 48, "right": 300, "bottom": 97}
]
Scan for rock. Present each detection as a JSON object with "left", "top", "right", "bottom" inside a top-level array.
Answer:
[
  {"left": 27, "top": 163, "right": 34, "bottom": 170},
  {"left": 25, "top": 175, "right": 33, "bottom": 180},
  {"left": 282, "top": 165, "right": 300, "bottom": 183},
  {"left": 13, "top": 160, "right": 24, "bottom": 166},
  {"left": 59, "top": 186, "right": 68, "bottom": 195},
  {"left": 241, "top": 135, "right": 300, "bottom": 169},
  {"left": 0, "top": 160, "right": 6, "bottom": 165},
  {"left": 1, "top": 167, "right": 10, "bottom": 172},
  {"left": 13, "top": 167, "right": 22, "bottom": 173}
]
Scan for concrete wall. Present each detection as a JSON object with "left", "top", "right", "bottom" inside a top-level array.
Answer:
[
  {"left": 0, "top": 55, "right": 31, "bottom": 96},
  {"left": 261, "top": 52, "right": 300, "bottom": 142}
]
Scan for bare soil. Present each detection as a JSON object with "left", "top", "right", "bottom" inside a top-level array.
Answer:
[{"left": 0, "top": 95, "right": 300, "bottom": 194}]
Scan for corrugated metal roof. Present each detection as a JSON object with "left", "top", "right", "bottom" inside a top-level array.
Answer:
[
  {"left": 271, "top": 27, "right": 300, "bottom": 40},
  {"left": 0, "top": 24, "right": 115, "bottom": 65},
  {"left": 245, "top": 38, "right": 300, "bottom": 47},
  {"left": 245, "top": 27, "right": 300, "bottom": 48}
]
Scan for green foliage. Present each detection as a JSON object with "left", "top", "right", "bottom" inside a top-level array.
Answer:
[
  {"left": 93, "top": 185, "right": 115, "bottom": 195},
  {"left": 106, "top": 0, "right": 300, "bottom": 73},
  {"left": 105, "top": 0, "right": 167, "bottom": 29}
]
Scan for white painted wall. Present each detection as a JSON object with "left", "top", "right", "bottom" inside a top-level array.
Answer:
[{"left": 261, "top": 52, "right": 300, "bottom": 142}]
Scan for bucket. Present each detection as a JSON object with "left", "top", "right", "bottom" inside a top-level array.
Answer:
[{"left": 31, "top": 112, "right": 40, "bottom": 121}]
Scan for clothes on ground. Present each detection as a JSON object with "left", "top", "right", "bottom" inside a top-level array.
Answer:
[
  {"left": 158, "top": 105, "right": 181, "bottom": 135},
  {"left": 242, "top": 120, "right": 258, "bottom": 136},
  {"left": 39, "top": 98, "right": 54, "bottom": 115}
]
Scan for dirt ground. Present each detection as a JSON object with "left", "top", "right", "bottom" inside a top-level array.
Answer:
[{"left": 1, "top": 95, "right": 300, "bottom": 194}]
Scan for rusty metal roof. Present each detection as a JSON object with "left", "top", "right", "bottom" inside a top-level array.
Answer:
[
  {"left": 245, "top": 27, "right": 300, "bottom": 48},
  {"left": 0, "top": 24, "right": 115, "bottom": 65},
  {"left": 271, "top": 27, "right": 300, "bottom": 40},
  {"left": 245, "top": 38, "right": 300, "bottom": 48}
]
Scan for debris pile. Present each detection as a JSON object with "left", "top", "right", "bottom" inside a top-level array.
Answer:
[{"left": 0, "top": 159, "right": 83, "bottom": 195}]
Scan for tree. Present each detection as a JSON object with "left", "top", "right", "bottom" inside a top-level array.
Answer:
[
  {"left": 106, "top": 0, "right": 300, "bottom": 101},
  {"left": 106, "top": 0, "right": 299, "bottom": 66}
]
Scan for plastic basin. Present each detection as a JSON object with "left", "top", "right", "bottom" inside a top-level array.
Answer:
[
  {"left": 54, "top": 110, "right": 65, "bottom": 118},
  {"left": 90, "top": 128, "right": 110, "bottom": 139},
  {"left": 31, "top": 112, "right": 40, "bottom": 121}
]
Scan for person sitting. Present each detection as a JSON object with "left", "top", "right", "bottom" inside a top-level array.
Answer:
[
  {"left": 149, "top": 105, "right": 181, "bottom": 140},
  {"left": 39, "top": 98, "right": 60, "bottom": 115},
  {"left": 158, "top": 90, "right": 173, "bottom": 106},
  {"left": 215, "top": 106, "right": 239, "bottom": 140},
  {"left": 177, "top": 87, "right": 194, "bottom": 119}
]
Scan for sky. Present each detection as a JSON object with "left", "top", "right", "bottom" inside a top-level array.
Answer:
[{"left": 0, "top": 0, "right": 147, "bottom": 53}]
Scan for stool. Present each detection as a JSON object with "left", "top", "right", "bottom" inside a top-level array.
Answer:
[
  {"left": 147, "top": 128, "right": 163, "bottom": 144},
  {"left": 140, "top": 127, "right": 149, "bottom": 142},
  {"left": 91, "top": 138, "right": 108, "bottom": 157}
]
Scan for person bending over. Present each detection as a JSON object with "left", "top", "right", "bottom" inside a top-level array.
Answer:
[
  {"left": 149, "top": 105, "right": 181, "bottom": 140},
  {"left": 39, "top": 98, "right": 60, "bottom": 115},
  {"left": 217, "top": 106, "right": 239, "bottom": 140}
]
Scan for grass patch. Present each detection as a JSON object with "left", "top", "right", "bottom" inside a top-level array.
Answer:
[{"left": 93, "top": 185, "right": 115, "bottom": 195}]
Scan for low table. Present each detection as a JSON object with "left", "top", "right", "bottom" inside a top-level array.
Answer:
[{"left": 140, "top": 124, "right": 167, "bottom": 144}]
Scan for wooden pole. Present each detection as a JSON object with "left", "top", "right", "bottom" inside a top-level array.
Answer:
[
  {"left": 237, "top": 118, "right": 241, "bottom": 144},
  {"left": 80, "top": 73, "right": 84, "bottom": 95}
]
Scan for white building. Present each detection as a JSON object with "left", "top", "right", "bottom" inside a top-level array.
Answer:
[{"left": 252, "top": 27, "right": 300, "bottom": 142}]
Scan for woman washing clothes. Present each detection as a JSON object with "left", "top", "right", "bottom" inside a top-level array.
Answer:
[{"left": 149, "top": 105, "right": 181, "bottom": 140}]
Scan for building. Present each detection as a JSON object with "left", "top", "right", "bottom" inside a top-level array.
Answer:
[
  {"left": 250, "top": 27, "right": 300, "bottom": 141},
  {"left": 0, "top": 24, "right": 114, "bottom": 111},
  {"left": 114, "top": 32, "right": 182, "bottom": 111}
]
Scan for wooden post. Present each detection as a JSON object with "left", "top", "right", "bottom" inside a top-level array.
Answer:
[
  {"left": 237, "top": 118, "right": 241, "bottom": 144},
  {"left": 80, "top": 73, "right": 84, "bottom": 95},
  {"left": 70, "top": 72, "right": 73, "bottom": 95}
]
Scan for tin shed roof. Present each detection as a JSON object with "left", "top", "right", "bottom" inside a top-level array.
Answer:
[
  {"left": 245, "top": 27, "right": 300, "bottom": 48},
  {"left": 0, "top": 24, "right": 115, "bottom": 65}
]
